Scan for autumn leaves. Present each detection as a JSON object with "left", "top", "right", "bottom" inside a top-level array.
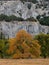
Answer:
[
  {"left": 0, "top": 30, "right": 49, "bottom": 59},
  {"left": 7, "top": 30, "right": 41, "bottom": 59}
]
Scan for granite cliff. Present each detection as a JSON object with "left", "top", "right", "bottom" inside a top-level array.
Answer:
[
  {"left": 0, "top": 0, "right": 49, "bottom": 38},
  {"left": 0, "top": 0, "right": 49, "bottom": 19},
  {"left": 0, "top": 21, "right": 49, "bottom": 38}
]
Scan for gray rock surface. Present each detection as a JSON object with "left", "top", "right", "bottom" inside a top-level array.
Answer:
[
  {"left": 0, "top": 21, "right": 49, "bottom": 38},
  {"left": 0, "top": 0, "right": 49, "bottom": 19},
  {"left": 0, "top": 0, "right": 49, "bottom": 39}
]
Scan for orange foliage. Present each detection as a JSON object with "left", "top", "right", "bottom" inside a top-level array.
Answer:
[
  {"left": 7, "top": 30, "right": 41, "bottom": 58},
  {"left": 16, "top": 30, "right": 33, "bottom": 44},
  {"left": 7, "top": 38, "right": 16, "bottom": 54}
]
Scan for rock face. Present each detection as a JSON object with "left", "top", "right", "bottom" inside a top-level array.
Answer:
[
  {"left": 0, "top": 0, "right": 49, "bottom": 19},
  {"left": 0, "top": 21, "right": 49, "bottom": 38},
  {"left": 0, "top": 0, "right": 49, "bottom": 39}
]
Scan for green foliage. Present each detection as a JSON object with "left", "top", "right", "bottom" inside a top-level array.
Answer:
[
  {"left": 0, "top": 14, "right": 37, "bottom": 22},
  {"left": 0, "top": 39, "right": 9, "bottom": 58},
  {"left": 0, "top": 14, "right": 6, "bottom": 21},
  {"left": 0, "top": 14, "right": 11, "bottom": 22},
  {"left": 9, "top": 15, "right": 17, "bottom": 21},
  {"left": 31, "top": 0, "right": 38, "bottom": 4},
  {"left": 0, "top": 32, "right": 5, "bottom": 39},
  {"left": 0, "top": 14, "right": 24, "bottom": 22},
  {"left": 40, "top": 16, "right": 49, "bottom": 26},
  {"left": 4, "top": 16, "right": 11, "bottom": 22},
  {"left": 9, "top": 15, "right": 23, "bottom": 21},
  {"left": 20, "top": 0, "right": 38, "bottom": 4},
  {"left": 35, "top": 33, "right": 49, "bottom": 58},
  {"left": 36, "top": 15, "right": 41, "bottom": 20},
  {"left": 37, "top": 15, "right": 49, "bottom": 26}
]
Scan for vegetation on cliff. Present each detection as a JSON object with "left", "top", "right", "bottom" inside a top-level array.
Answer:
[
  {"left": 37, "top": 15, "right": 49, "bottom": 26},
  {"left": 20, "top": 0, "right": 38, "bottom": 4},
  {"left": 0, "top": 14, "right": 37, "bottom": 22},
  {"left": 0, "top": 14, "right": 49, "bottom": 26}
]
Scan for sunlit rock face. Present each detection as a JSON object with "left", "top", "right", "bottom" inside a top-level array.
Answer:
[
  {"left": 0, "top": 0, "right": 49, "bottom": 19},
  {"left": 0, "top": 0, "right": 49, "bottom": 39},
  {"left": 0, "top": 1, "right": 37, "bottom": 19},
  {"left": 0, "top": 21, "right": 49, "bottom": 39}
]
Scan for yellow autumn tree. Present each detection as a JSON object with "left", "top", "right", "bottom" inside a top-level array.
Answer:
[
  {"left": 16, "top": 30, "right": 33, "bottom": 44},
  {"left": 7, "top": 30, "right": 41, "bottom": 59}
]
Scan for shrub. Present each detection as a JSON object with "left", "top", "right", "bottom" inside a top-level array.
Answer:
[
  {"left": 0, "top": 14, "right": 37, "bottom": 22},
  {"left": 0, "top": 14, "right": 11, "bottom": 22},
  {"left": 9, "top": 15, "right": 17, "bottom": 21},
  {"left": 0, "top": 14, "right": 24, "bottom": 22},
  {"left": 37, "top": 15, "right": 49, "bottom": 26},
  {"left": 4, "top": 16, "right": 11, "bottom": 22},
  {"left": 0, "top": 14, "right": 6, "bottom": 21},
  {"left": 20, "top": 0, "right": 38, "bottom": 4},
  {"left": 0, "top": 32, "right": 5, "bottom": 39},
  {"left": 35, "top": 34, "right": 49, "bottom": 58},
  {"left": 0, "top": 39, "right": 9, "bottom": 58}
]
